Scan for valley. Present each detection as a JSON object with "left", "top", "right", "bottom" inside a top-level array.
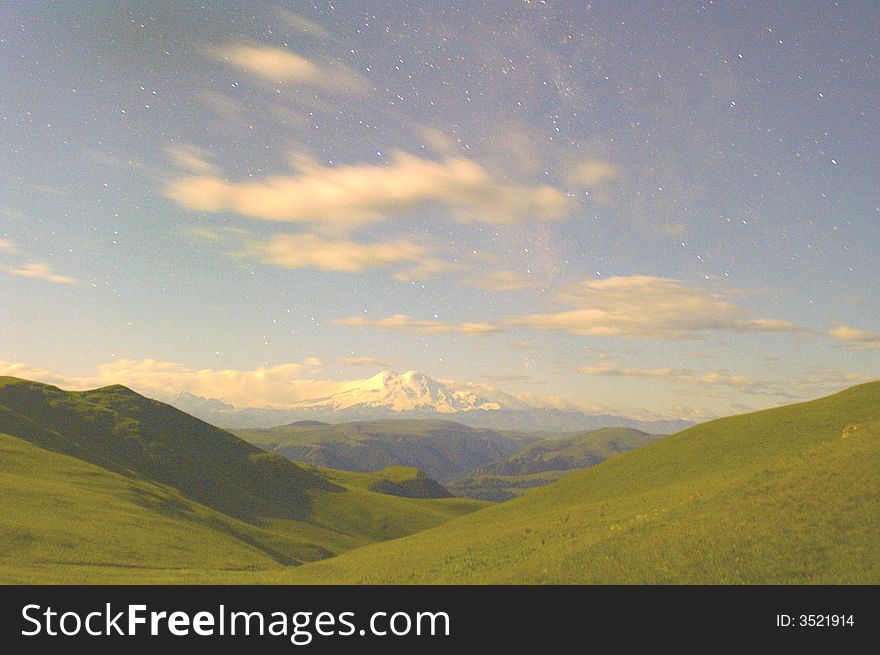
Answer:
[{"left": 1, "top": 376, "right": 878, "bottom": 584}]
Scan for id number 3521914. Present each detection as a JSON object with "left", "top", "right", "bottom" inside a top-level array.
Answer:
[{"left": 776, "top": 614, "right": 854, "bottom": 628}]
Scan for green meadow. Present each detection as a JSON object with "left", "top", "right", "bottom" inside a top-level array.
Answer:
[
  {"left": 0, "top": 377, "right": 485, "bottom": 583},
  {"left": 1, "top": 376, "right": 878, "bottom": 583}
]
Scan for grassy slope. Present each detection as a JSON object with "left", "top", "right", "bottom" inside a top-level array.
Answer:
[
  {"left": 0, "top": 378, "right": 486, "bottom": 583},
  {"left": 235, "top": 420, "right": 538, "bottom": 482},
  {"left": 239, "top": 381, "right": 880, "bottom": 584},
  {"left": 449, "top": 427, "right": 660, "bottom": 501}
]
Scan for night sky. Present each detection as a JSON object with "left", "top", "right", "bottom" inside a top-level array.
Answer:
[{"left": 1, "top": 1, "right": 878, "bottom": 420}]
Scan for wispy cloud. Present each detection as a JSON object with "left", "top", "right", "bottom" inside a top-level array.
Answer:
[
  {"left": 579, "top": 362, "right": 876, "bottom": 400},
  {"left": 164, "top": 144, "right": 219, "bottom": 175},
  {"left": 579, "top": 363, "right": 788, "bottom": 396},
  {"left": 657, "top": 222, "right": 687, "bottom": 236},
  {"left": 466, "top": 269, "right": 542, "bottom": 292},
  {"left": 333, "top": 314, "right": 502, "bottom": 336},
  {"left": 213, "top": 43, "right": 369, "bottom": 95},
  {"left": 828, "top": 321, "right": 880, "bottom": 349},
  {"left": 0, "top": 237, "right": 18, "bottom": 253},
  {"left": 274, "top": 9, "right": 331, "bottom": 39},
  {"left": 7, "top": 262, "right": 77, "bottom": 285},
  {"left": 1, "top": 207, "right": 29, "bottom": 220},
  {"left": 506, "top": 275, "right": 799, "bottom": 339},
  {"left": 338, "top": 356, "right": 393, "bottom": 368},
  {"left": 249, "top": 233, "right": 455, "bottom": 278},
  {"left": 564, "top": 159, "right": 620, "bottom": 188},
  {"left": 164, "top": 151, "right": 575, "bottom": 229}
]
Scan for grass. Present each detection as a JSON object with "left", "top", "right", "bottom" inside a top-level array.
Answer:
[
  {"left": 0, "top": 378, "right": 487, "bottom": 584},
  {"left": 234, "top": 419, "right": 538, "bottom": 482},
  {"left": 3, "top": 377, "right": 878, "bottom": 584},
  {"left": 449, "top": 427, "right": 660, "bottom": 501},
  {"left": 236, "top": 381, "right": 880, "bottom": 584}
]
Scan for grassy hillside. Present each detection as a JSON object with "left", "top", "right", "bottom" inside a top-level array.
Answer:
[
  {"left": 0, "top": 378, "right": 486, "bottom": 583},
  {"left": 312, "top": 465, "right": 453, "bottom": 499},
  {"left": 234, "top": 419, "right": 539, "bottom": 482},
  {"left": 449, "top": 427, "right": 661, "bottom": 501},
  {"left": 239, "top": 381, "right": 880, "bottom": 584}
]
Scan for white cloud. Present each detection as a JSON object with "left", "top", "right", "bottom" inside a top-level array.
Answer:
[
  {"left": 164, "top": 144, "right": 219, "bottom": 175},
  {"left": 0, "top": 238, "right": 18, "bottom": 253},
  {"left": 333, "top": 314, "right": 502, "bottom": 336},
  {"left": 417, "top": 126, "right": 458, "bottom": 155},
  {"left": 828, "top": 321, "right": 880, "bottom": 349},
  {"left": 506, "top": 275, "right": 799, "bottom": 339},
  {"left": 564, "top": 159, "right": 620, "bottom": 188},
  {"left": 250, "top": 233, "right": 454, "bottom": 278},
  {"left": 164, "top": 150, "right": 575, "bottom": 228},
  {"left": 213, "top": 43, "right": 369, "bottom": 95},
  {"left": 7, "top": 262, "right": 77, "bottom": 285}
]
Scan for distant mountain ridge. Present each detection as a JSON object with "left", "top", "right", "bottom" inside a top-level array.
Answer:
[
  {"left": 292, "top": 370, "right": 507, "bottom": 413},
  {"left": 448, "top": 427, "right": 662, "bottom": 501},
  {"left": 234, "top": 419, "right": 537, "bottom": 483},
  {"left": 168, "top": 370, "right": 693, "bottom": 434}
]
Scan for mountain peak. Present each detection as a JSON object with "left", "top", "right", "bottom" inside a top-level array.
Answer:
[{"left": 295, "top": 369, "right": 501, "bottom": 414}]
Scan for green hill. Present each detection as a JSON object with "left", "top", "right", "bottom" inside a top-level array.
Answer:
[
  {"left": 313, "top": 465, "right": 453, "bottom": 499},
  {"left": 234, "top": 420, "right": 539, "bottom": 482},
  {"left": 245, "top": 381, "right": 880, "bottom": 584},
  {"left": 0, "top": 377, "right": 486, "bottom": 583},
  {"left": 449, "top": 427, "right": 661, "bottom": 501}
]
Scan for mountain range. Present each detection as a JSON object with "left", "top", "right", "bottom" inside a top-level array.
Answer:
[
  {"left": 2, "top": 375, "right": 879, "bottom": 583},
  {"left": 169, "top": 369, "right": 693, "bottom": 434}
]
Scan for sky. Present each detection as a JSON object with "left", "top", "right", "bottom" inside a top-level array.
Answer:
[{"left": 1, "top": 1, "right": 878, "bottom": 420}]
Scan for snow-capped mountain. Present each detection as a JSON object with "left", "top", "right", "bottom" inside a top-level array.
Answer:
[
  {"left": 166, "top": 369, "right": 694, "bottom": 434},
  {"left": 290, "top": 370, "right": 509, "bottom": 414}
]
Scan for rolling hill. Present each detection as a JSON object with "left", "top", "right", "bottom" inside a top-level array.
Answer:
[
  {"left": 240, "top": 381, "right": 880, "bottom": 584},
  {"left": 233, "top": 419, "right": 540, "bottom": 482},
  {"left": 0, "top": 377, "right": 486, "bottom": 583},
  {"left": 449, "top": 427, "right": 661, "bottom": 501}
]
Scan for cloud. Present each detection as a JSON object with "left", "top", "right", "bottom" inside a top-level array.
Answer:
[
  {"left": 828, "top": 321, "right": 880, "bottom": 349},
  {"left": 164, "top": 144, "right": 219, "bottom": 175},
  {"left": 339, "top": 356, "right": 393, "bottom": 368},
  {"left": 392, "top": 258, "right": 463, "bottom": 282},
  {"left": 333, "top": 314, "right": 502, "bottom": 336},
  {"left": 506, "top": 275, "right": 799, "bottom": 339},
  {"left": 213, "top": 43, "right": 369, "bottom": 95},
  {"left": 164, "top": 150, "right": 575, "bottom": 228},
  {"left": 7, "top": 262, "right": 77, "bottom": 285},
  {"left": 564, "top": 159, "right": 620, "bottom": 188},
  {"left": 0, "top": 238, "right": 18, "bottom": 253},
  {"left": 0, "top": 358, "right": 339, "bottom": 408},
  {"left": 579, "top": 363, "right": 786, "bottom": 396},
  {"left": 579, "top": 363, "right": 877, "bottom": 400},
  {"left": 466, "top": 269, "right": 542, "bottom": 292},
  {"left": 274, "top": 9, "right": 330, "bottom": 39},
  {"left": 658, "top": 222, "right": 687, "bottom": 236},
  {"left": 249, "top": 233, "right": 454, "bottom": 278},
  {"left": 197, "top": 90, "right": 247, "bottom": 122},
  {"left": 2, "top": 207, "right": 28, "bottom": 220},
  {"left": 417, "top": 126, "right": 458, "bottom": 155}
]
